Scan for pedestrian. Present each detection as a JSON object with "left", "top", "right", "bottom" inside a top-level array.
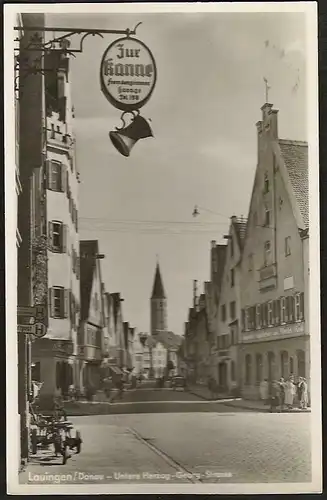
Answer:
[
  {"left": 279, "top": 377, "right": 286, "bottom": 411},
  {"left": 270, "top": 380, "right": 280, "bottom": 412},
  {"left": 259, "top": 378, "right": 269, "bottom": 404},
  {"left": 299, "top": 377, "right": 308, "bottom": 409},
  {"left": 284, "top": 377, "right": 295, "bottom": 410}
]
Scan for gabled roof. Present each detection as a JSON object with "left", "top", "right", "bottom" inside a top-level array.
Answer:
[
  {"left": 278, "top": 139, "right": 309, "bottom": 229},
  {"left": 151, "top": 263, "right": 166, "bottom": 299},
  {"left": 80, "top": 240, "right": 99, "bottom": 321}
]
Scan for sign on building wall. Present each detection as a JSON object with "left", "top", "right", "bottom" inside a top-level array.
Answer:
[{"left": 100, "top": 37, "right": 157, "bottom": 112}]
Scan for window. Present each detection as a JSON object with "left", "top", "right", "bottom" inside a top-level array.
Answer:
[
  {"left": 272, "top": 299, "right": 280, "bottom": 326},
  {"left": 231, "top": 268, "right": 235, "bottom": 287},
  {"left": 264, "top": 241, "right": 271, "bottom": 266},
  {"left": 280, "top": 297, "right": 286, "bottom": 324},
  {"left": 230, "top": 301, "right": 236, "bottom": 320},
  {"left": 285, "top": 236, "right": 291, "bottom": 256},
  {"left": 264, "top": 172, "right": 269, "bottom": 193},
  {"left": 261, "top": 303, "right": 268, "bottom": 328},
  {"left": 245, "top": 354, "right": 252, "bottom": 385},
  {"left": 256, "top": 304, "right": 261, "bottom": 329},
  {"left": 31, "top": 362, "right": 41, "bottom": 382},
  {"left": 48, "top": 221, "right": 67, "bottom": 253},
  {"left": 49, "top": 287, "right": 69, "bottom": 318},
  {"left": 295, "top": 292, "right": 304, "bottom": 321},
  {"left": 264, "top": 206, "right": 271, "bottom": 227},
  {"left": 248, "top": 253, "right": 253, "bottom": 272},
  {"left": 255, "top": 354, "right": 263, "bottom": 383},
  {"left": 285, "top": 295, "right": 295, "bottom": 323},
  {"left": 267, "top": 301, "right": 273, "bottom": 326},
  {"left": 241, "top": 309, "right": 245, "bottom": 331},
  {"left": 221, "top": 304, "right": 226, "bottom": 322},
  {"left": 247, "top": 306, "right": 256, "bottom": 330},
  {"left": 46, "top": 160, "right": 66, "bottom": 192}
]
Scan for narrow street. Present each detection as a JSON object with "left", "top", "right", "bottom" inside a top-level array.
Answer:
[{"left": 20, "top": 388, "right": 311, "bottom": 485}]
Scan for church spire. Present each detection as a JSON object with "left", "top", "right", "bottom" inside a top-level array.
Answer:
[{"left": 151, "top": 262, "right": 166, "bottom": 299}]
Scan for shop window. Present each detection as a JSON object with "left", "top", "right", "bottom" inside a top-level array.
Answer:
[
  {"left": 285, "top": 236, "right": 291, "bottom": 256},
  {"left": 280, "top": 351, "right": 289, "bottom": 379},
  {"left": 297, "top": 350, "right": 305, "bottom": 377},
  {"left": 245, "top": 354, "right": 252, "bottom": 385},
  {"left": 289, "top": 357, "right": 294, "bottom": 376},
  {"left": 267, "top": 351, "right": 276, "bottom": 382},
  {"left": 48, "top": 221, "right": 67, "bottom": 253},
  {"left": 231, "top": 361, "right": 236, "bottom": 382},
  {"left": 255, "top": 354, "right": 263, "bottom": 383}
]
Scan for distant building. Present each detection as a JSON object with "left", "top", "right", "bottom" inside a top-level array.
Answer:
[
  {"left": 214, "top": 217, "right": 247, "bottom": 394},
  {"left": 239, "top": 103, "right": 309, "bottom": 399},
  {"left": 151, "top": 262, "right": 168, "bottom": 335}
]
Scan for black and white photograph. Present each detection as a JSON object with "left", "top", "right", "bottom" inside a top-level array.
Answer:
[{"left": 5, "top": 2, "right": 321, "bottom": 494}]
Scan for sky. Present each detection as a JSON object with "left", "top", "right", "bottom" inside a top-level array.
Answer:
[{"left": 46, "top": 10, "right": 307, "bottom": 336}]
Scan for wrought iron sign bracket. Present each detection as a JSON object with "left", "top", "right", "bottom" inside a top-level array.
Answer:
[{"left": 14, "top": 23, "right": 142, "bottom": 97}]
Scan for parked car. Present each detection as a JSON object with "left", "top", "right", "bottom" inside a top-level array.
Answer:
[{"left": 170, "top": 376, "right": 187, "bottom": 390}]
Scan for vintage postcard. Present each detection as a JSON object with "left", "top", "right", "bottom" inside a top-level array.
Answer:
[{"left": 5, "top": 2, "right": 321, "bottom": 495}]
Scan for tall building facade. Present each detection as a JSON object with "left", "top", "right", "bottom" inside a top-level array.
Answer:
[
  {"left": 31, "top": 49, "right": 80, "bottom": 397},
  {"left": 239, "top": 103, "right": 309, "bottom": 399}
]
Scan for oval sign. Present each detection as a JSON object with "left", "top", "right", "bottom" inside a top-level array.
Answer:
[{"left": 100, "top": 37, "right": 157, "bottom": 112}]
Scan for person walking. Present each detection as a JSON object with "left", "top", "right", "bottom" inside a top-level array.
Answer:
[
  {"left": 299, "top": 377, "right": 308, "bottom": 409},
  {"left": 259, "top": 378, "right": 269, "bottom": 404},
  {"left": 279, "top": 377, "right": 286, "bottom": 411},
  {"left": 284, "top": 377, "right": 295, "bottom": 410},
  {"left": 270, "top": 380, "right": 280, "bottom": 412}
]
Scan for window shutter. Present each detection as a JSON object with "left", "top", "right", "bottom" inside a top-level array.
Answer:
[
  {"left": 61, "top": 224, "right": 67, "bottom": 253},
  {"left": 300, "top": 292, "right": 304, "bottom": 320},
  {"left": 46, "top": 160, "right": 52, "bottom": 190},
  {"left": 61, "top": 163, "right": 66, "bottom": 193},
  {"left": 48, "top": 221, "right": 53, "bottom": 250},
  {"left": 63, "top": 289, "right": 69, "bottom": 318},
  {"left": 49, "top": 288, "right": 54, "bottom": 318}
]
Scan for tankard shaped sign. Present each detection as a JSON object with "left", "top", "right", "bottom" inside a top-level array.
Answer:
[{"left": 100, "top": 36, "right": 157, "bottom": 156}]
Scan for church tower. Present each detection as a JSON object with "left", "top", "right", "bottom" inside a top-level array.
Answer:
[{"left": 150, "top": 262, "right": 168, "bottom": 336}]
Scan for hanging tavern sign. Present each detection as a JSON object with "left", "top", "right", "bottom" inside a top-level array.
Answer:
[{"left": 100, "top": 37, "right": 157, "bottom": 111}]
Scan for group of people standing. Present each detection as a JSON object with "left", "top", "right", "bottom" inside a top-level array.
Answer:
[{"left": 259, "top": 376, "right": 309, "bottom": 412}]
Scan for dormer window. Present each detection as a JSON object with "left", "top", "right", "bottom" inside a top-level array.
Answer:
[{"left": 264, "top": 172, "right": 269, "bottom": 193}]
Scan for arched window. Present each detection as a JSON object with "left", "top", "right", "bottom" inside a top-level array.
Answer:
[
  {"left": 297, "top": 350, "right": 305, "bottom": 377},
  {"left": 289, "top": 357, "right": 294, "bottom": 376},
  {"left": 267, "top": 351, "right": 275, "bottom": 382},
  {"left": 245, "top": 354, "right": 252, "bottom": 385},
  {"left": 231, "top": 361, "right": 236, "bottom": 382},
  {"left": 280, "top": 351, "right": 289, "bottom": 379},
  {"left": 256, "top": 354, "right": 263, "bottom": 383}
]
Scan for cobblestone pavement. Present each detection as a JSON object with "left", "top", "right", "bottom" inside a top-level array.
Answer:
[{"left": 19, "top": 406, "right": 311, "bottom": 486}]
